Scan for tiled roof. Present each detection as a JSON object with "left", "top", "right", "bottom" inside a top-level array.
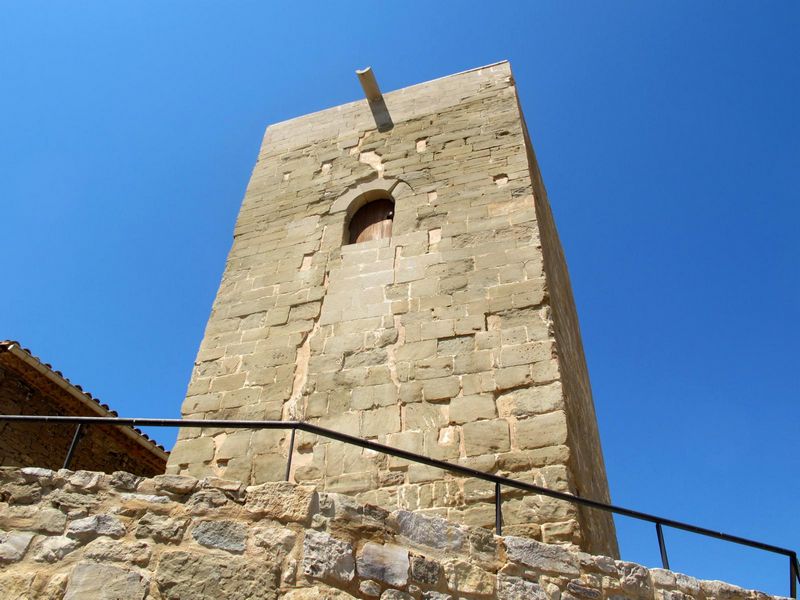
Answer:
[{"left": 0, "top": 340, "right": 168, "bottom": 457}]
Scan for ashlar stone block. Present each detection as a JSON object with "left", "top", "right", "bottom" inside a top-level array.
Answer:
[{"left": 462, "top": 420, "right": 510, "bottom": 456}]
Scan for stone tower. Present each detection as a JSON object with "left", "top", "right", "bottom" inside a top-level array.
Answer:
[{"left": 167, "top": 61, "right": 619, "bottom": 558}]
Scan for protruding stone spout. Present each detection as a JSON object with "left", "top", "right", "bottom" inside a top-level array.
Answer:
[{"left": 356, "top": 66, "right": 393, "bottom": 131}]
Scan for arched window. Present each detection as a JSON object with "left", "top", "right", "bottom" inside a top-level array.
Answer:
[{"left": 348, "top": 198, "right": 394, "bottom": 244}]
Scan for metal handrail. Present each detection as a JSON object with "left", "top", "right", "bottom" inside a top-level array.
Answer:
[{"left": 1, "top": 414, "right": 797, "bottom": 597}]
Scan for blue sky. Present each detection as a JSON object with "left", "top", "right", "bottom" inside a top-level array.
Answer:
[{"left": 1, "top": 2, "right": 797, "bottom": 593}]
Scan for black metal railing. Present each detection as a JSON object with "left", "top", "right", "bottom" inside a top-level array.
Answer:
[{"left": 2, "top": 414, "right": 797, "bottom": 597}]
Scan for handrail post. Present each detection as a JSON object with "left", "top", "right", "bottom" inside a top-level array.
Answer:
[
  {"left": 285, "top": 427, "right": 296, "bottom": 482},
  {"left": 656, "top": 522, "right": 670, "bottom": 570},
  {"left": 62, "top": 423, "right": 83, "bottom": 470},
  {"left": 790, "top": 554, "right": 798, "bottom": 599},
  {"left": 495, "top": 482, "right": 502, "bottom": 536}
]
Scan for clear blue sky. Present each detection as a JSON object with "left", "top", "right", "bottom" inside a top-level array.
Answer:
[{"left": 1, "top": 2, "right": 797, "bottom": 593}]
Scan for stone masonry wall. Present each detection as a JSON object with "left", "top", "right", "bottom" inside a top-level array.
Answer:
[
  {"left": 167, "top": 62, "right": 616, "bottom": 556},
  {"left": 0, "top": 467, "right": 780, "bottom": 600}
]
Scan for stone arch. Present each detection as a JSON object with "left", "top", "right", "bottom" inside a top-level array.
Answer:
[{"left": 331, "top": 178, "right": 414, "bottom": 245}]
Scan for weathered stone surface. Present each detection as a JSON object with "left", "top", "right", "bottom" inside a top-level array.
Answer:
[
  {"left": 462, "top": 419, "right": 510, "bottom": 456},
  {"left": 49, "top": 489, "right": 99, "bottom": 516},
  {"left": 246, "top": 482, "right": 317, "bottom": 523},
  {"left": 360, "top": 579, "right": 382, "bottom": 597},
  {"left": 110, "top": 471, "right": 143, "bottom": 491},
  {"left": 66, "top": 513, "right": 126, "bottom": 541},
  {"left": 618, "top": 560, "right": 652, "bottom": 596},
  {"left": 395, "top": 510, "right": 464, "bottom": 551},
  {"left": 63, "top": 562, "right": 147, "bottom": 600},
  {"left": 303, "top": 530, "right": 355, "bottom": 583},
  {"left": 498, "top": 575, "right": 548, "bottom": 600},
  {"left": 67, "top": 470, "right": 104, "bottom": 491},
  {"left": 567, "top": 579, "right": 602, "bottom": 599},
  {"left": 253, "top": 523, "right": 297, "bottom": 555},
  {"left": 421, "top": 593, "right": 452, "bottom": 600},
  {"left": 357, "top": 542, "right": 409, "bottom": 586},
  {"left": 0, "top": 530, "right": 34, "bottom": 563},
  {"left": 504, "top": 536, "right": 580, "bottom": 576},
  {"left": 1, "top": 483, "right": 40, "bottom": 504},
  {"left": 0, "top": 505, "right": 66, "bottom": 534},
  {"left": 282, "top": 586, "right": 357, "bottom": 599},
  {"left": 20, "top": 466, "right": 56, "bottom": 482},
  {"left": 34, "top": 535, "right": 80, "bottom": 563},
  {"left": 444, "top": 559, "right": 494, "bottom": 595},
  {"left": 156, "top": 550, "right": 279, "bottom": 599},
  {"left": 0, "top": 469, "right": 780, "bottom": 600},
  {"left": 84, "top": 538, "right": 152, "bottom": 566},
  {"left": 152, "top": 474, "right": 198, "bottom": 495},
  {"left": 410, "top": 555, "right": 441, "bottom": 585},
  {"left": 0, "top": 571, "right": 67, "bottom": 600},
  {"left": 135, "top": 512, "right": 188, "bottom": 544},
  {"left": 380, "top": 591, "right": 413, "bottom": 600},
  {"left": 515, "top": 410, "right": 568, "bottom": 450},
  {"left": 192, "top": 519, "right": 247, "bottom": 553}
]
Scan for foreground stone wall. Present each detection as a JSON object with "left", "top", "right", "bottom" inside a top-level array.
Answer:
[
  {"left": 168, "top": 61, "right": 617, "bottom": 556},
  {"left": 0, "top": 467, "right": 777, "bottom": 600}
]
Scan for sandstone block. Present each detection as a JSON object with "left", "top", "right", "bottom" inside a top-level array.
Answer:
[
  {"left": 253, "top": 453, "right": 289, "bottom": 483},
  {"left": 84, "top": 538, "right": 152, "bottom": 567},
  {"left": 170, "top": 436, "right": 215, "bottom": 465},
  {"left": 0, "top": 505, "right": 66, "bottom": 535},
  {"left": 363, "top": 405, "right": 402, "bottom": 437},
  {"left": 514, "top": 411, "right": 568, "bottom": 450},
  {"left": 156, "top": 550, "right": 279, "bottom": 599},
  {"left": 405, "top": 402, "right": 445, "bottom": 430},
  {"left": 64, "top": 563, "right": 148, "bottom": 600},
  {"left": 462, "top": 419, "right": 510, "bottom": 456},
  {"left": 494, "top": 365, "right": 533, "bottom": 390},
  {"left": 497, "top": 381, "right": 563, "bottom": 417},
  {"left": 444, "top": 559, "right": 494, "bottom": 595},
  {"left": 448, "top": 394, "right": 496, "bottom": 424},
  {"left": 253, "top": 523, "right": 297, "bottom": 555},
  {"left": 152, "top": 474, "right": 198, "bottom": 495},
  {"left": 422, "top": 377, "right": 460, "bottom": 401},
  {"left": 499, "top": 341, "right": 550, "bottom": 368},
  {"left": 246, "top": 482, "right": 318, "bottom": 523},
  {"left": 324, "top": 471, "right": 376, "bottom": 495}
]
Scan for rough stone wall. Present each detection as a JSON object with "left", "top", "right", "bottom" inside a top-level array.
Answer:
[
  {"left": 167, "top": 62, "right": 615, "bottom": 556},
  {"left": 0, "top": 365, "right": 165, "bottom": 478},
  {"left": 0, "top": 468, "right": 777, "bottom": 600}
]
